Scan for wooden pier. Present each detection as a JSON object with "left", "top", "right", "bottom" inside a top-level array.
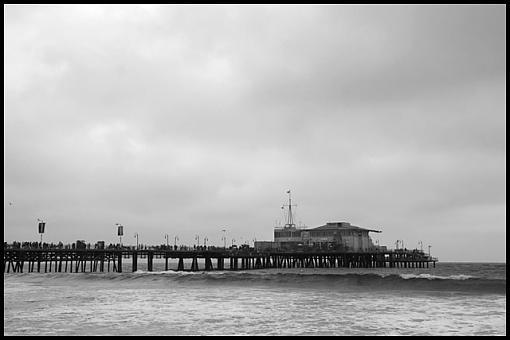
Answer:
[{"left": 3, "top": 249, "right": 437, "bottom": 273}]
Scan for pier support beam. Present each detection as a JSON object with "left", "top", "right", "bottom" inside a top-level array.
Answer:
[
  {"left": 191, "top": 257, "right": 199, "bottom": 271},
  {"left": 217, "top": 257, "right": 224, "bottom": 270},
  {"left": 148, "top": 252, "right": 153, "bottom": 272},
  {"left": 132, "top": 252, "right": 138, "bottom": 272},
  {"left": 117, "top": 253, "right": 122, "bottom": 273},
  {"left": 205, "top": 257, "right": 213, "bottom": 271}
]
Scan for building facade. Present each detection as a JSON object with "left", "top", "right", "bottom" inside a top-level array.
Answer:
[{"left": 255, "top": 222, "right": 382, "bottom": 252}]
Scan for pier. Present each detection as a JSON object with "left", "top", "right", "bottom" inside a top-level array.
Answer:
[{"left": 3, "top": 248, "right": 437, "bottom": 273}]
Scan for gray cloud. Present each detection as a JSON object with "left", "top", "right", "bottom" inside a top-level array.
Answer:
[{"left": 4, "top": 5, "right": 506, "bottom": 261}]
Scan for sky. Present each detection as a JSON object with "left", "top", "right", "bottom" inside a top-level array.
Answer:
[{"left": 4, "top": 4, "right": 506, "bottom": 262}]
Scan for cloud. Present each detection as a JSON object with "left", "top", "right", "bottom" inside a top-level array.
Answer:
[{"left": 4, "top": 5, "right": 506, "bottom": 261}]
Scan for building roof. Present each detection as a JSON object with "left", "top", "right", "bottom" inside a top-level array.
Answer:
[
  {"left": 314, "top": 222, "right": 381, "bottom": 233},
  {"left": 274, "top": 221, "right": 382, "bottom": 233}
]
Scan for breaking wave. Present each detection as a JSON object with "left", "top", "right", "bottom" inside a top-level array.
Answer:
[{"left": 19, "top": 270, "right": 505, "bottom": 295}]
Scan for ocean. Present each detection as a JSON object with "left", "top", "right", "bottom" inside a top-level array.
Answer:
[{"left": 3, "top": 261, "right": 506, "bottom": 336}]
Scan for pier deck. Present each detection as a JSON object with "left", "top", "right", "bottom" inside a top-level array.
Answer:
[{"left": 3, "top": 248, "right": 437, "bottom": 273}]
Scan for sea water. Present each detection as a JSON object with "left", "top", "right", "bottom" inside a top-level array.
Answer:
[{"left": 3, "top": 262, "right": 506, "bottom": 335}]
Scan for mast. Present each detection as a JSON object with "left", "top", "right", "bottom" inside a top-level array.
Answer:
[{"left": 283, "top": 190, "right": 297, "bottom": 228}]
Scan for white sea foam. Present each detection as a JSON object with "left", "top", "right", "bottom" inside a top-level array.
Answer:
[
  {"left": 399, "top": 273, "right": 475, "bottom": 280},
  {"left": 132, "top": 269, "right": 228, "bottom": 275}
]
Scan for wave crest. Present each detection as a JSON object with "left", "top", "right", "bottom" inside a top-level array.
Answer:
[{"left": 78, "top": 271, "right": 506, "bottom": 294}]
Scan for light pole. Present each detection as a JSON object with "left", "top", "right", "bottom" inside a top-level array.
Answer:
[
  {"left": 115, "top": 223, "right": 124, "bottom": 246},
  {"left": 134, "top": 232, "right": 139, "bottom": 250},
  {"left": 428, "top": 245, "right": 432, "bottom": 258},
  {"left": 395, "top": 240, "right": 399, "bottom": 250},
  {"left": 232, "top": 239, "right": 235, "bottom": 247},
  {"left": 195, "top": 235, "right": 200, "bottom": 248},
  {"left": 174, "top": 236, "right": 179, "bottom": 249},
  {"left": 221, "top": 229, "right": 227, "bottom": 249},
  {"left": 204, "top": 237, "right": 208, "bottom": 248},
  {"left": 134, "top": 233, "right": 138, "bottom": 250},
  {"left": 165, "top": 234, "right": 169, "bottom": 249},
  {"left": 37, "top": 218, "right": 46, "bottom": 247}
]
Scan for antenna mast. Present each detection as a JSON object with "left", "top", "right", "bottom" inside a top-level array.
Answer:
[{"left": 283, "top": 190, "right": 297, "bottom": 228}]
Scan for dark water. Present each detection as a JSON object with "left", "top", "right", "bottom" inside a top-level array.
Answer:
[{"left": 4, "top": 262, "right": 506, "bottom": 335}]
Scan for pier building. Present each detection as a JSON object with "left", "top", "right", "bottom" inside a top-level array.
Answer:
[
  {"left": 256, "top": 191, "right": 384, "bottom": 252},
  {"left": 265, "top": 222, "right": 382, "bottom": 252}
]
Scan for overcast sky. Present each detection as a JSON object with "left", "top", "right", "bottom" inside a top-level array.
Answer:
[{"left": 4, "top": 4, "right": 506, "bottom": 261}]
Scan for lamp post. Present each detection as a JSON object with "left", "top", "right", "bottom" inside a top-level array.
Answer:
[
  {"left": 195, "top": 235, "right": 200, "bottom": 248},
  {"left": 165, "top": 234, "right": 169, "bottom": 249},
  {"left": 204, "top": 237, "right": 208, "bottom": 248},
  {"left": 221, "top": 229, "right": 227, "bottom": 249},
  {"left": 134, "top": 232, "right": 139, "bottom": 250},
  {"left": 174, "top": 236, "right": 179, "bottom": 250},
  {"left": 115, "top": 223, "right": 124, "bottom": 247},
  {"left": 37, "top": 218, "right": 45, "bottom": 247}
]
